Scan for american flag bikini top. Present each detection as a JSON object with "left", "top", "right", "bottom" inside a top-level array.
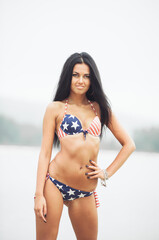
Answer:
[{"left": 57, "top": 99, "right": 101, "bottom": 141}]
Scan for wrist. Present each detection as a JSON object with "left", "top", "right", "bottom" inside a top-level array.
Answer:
[
  {"left": 34, "top": 192, "right": 43, "bottom": 197},
  {"left": 106, "top": 168, "right": 111, "bottom": 178},
  {"left": 34, "top": 194, "right": 44, "bottom": 200},
  {"left": 100, "top": 169, "right": 109, "bottom": 187}
]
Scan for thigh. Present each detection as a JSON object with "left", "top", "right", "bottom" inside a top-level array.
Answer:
[
  {"left": 36, "top": 178, "right": 64, "bottom": 240},
  {"left": 68, "top": 194, "right": 98, "bottom": 240}
]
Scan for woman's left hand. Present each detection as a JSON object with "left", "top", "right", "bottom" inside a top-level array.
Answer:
[{"left": 85, "top": 160, "right": 105, "bottom": 180}]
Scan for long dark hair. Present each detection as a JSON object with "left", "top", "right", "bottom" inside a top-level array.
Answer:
[{"left": 53, "top": 52, "right": 112, "bottom": 147}]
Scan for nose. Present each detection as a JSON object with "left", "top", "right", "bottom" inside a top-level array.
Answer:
[{"left": 79, "top": 76, "right": 83, "bottom": 83}]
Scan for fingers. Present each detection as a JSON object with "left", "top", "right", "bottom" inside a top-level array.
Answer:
[
  {"left": 85, "top": 160, "right": 103, "bottom": 180},
  {"left": 87, "top": 170, "right": 102, "bottom": 176},
  {"left": 41, "top": 209, "right": 47, "bottom": 223},
  {"left": 34, "top": 198, "right": 47, "bottom": 223},
  {"left": 43, "top": 204, "right": 47, "bottom": 222},
  {"left": 35, "top": 209, "right": 47, "bottom": 223},
  {"left": 43, "top": 203, "right": 47, "bottom": 217},
  {"left": 89, "top": 159, "right": 98, "bottom": 166},
  {"left": 86, "top": 160, "right": 101, "bottom": 172},
  {"left": 36, "top": 209, "right": 47, "bottom": 223},
  {"left": 86, "top": 165, "right": 97, "bottom": 170},
  {"left": 86, "top": 170, "right": 103, "bottom": 179},
  {"left": 88, "top": 174, "right": 99, "bottom": 179}
]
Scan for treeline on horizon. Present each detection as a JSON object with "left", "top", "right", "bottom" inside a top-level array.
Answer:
[{"left": 0, "top": 114, "right": 159, "bottom": 152}]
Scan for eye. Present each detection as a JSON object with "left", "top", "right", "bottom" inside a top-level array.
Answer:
[
  {"left": 84, "top": 75, "right": 90, "bottom": 79},
  {"left": 72, "top": 73, "right": 78, "bottom": 77}
]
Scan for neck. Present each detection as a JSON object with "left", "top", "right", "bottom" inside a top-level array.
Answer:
[{"left": 68, "top": 93, "right": 88, "bottom": 105}]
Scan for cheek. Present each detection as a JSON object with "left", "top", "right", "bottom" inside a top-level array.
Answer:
[{"left": 70, "top": 78, "right": 75, "bottom": 86}]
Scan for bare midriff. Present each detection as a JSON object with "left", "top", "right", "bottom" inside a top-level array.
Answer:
[{"left": 48, "top": 132, "right": 100, "bottom": 192}]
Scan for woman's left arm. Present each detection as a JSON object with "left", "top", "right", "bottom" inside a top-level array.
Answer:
[
  {"left": 86, "top": 112, "right": 136, "bottom": 180},
  {"left": 105, "top": 112, "right": 136, "bottom": 178}
]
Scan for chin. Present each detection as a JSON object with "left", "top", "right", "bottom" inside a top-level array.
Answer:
[{"left": 74, "top": 90, "right": 88, "bottom": 95}]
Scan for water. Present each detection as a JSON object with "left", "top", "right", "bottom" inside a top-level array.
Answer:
[{"left": 0, "top": 145, "right": 159, "bottom": 240}]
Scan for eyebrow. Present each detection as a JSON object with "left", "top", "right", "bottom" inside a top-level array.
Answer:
[{"left": 73, "top": 71, "right": 90, "bottom": 75}]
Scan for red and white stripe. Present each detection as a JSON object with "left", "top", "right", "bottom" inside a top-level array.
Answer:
[
  {"left": 93, "top": 190, "right": 100, "bottom": 208},
  {"left": 87, "top": 100, "right": 101, "bottom": 136},
  {"left": 57, "top": 127, "right": 67, "bottom": 140},
  {"left": 88, "top": 116, "right": 101, "bottom": 136},
  {"left": 57, "top": 99, "right": 68, "bottom": 140}
]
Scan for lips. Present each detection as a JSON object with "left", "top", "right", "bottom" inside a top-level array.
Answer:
[{"left": 76, "top": 85, "right": 84, "bottom": 89}]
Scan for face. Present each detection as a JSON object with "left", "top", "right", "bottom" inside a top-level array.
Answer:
[{"left": 70, "top": 63, "right": 91, "bottom": 95}]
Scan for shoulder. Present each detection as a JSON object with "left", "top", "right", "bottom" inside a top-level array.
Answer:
[
  {"left": 92, "top": 101, "right": 99, "bottom": 108},
  {"left": 46, "top": 101, "right": 63, "bottom": 110},
  {"left": 44, "top": 101, "right": 65, "bottom": 119}
]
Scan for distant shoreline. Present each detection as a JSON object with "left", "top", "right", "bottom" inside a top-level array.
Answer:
[{"left": 1, "top": 114, "right": 159, "bottom": 153}]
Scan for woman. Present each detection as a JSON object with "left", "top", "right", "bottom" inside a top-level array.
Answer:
[{"left": 34, "top": 52, "right": 136, "bottom": 240}]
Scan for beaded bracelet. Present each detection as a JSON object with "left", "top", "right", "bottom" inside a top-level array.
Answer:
[
  {"left": 100, "top": 169, "right": 109, "bottom": 187},
  {"left": 34, "top": 195, "right": 43, "bottom": 199}
]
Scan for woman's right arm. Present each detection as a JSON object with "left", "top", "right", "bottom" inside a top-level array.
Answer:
[{"left": 34, "top": 102, "right": 58, "bottom": 223}]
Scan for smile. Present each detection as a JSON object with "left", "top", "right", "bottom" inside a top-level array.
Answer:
[{"left": 76, "top": 86, "right": 84, "bottom": 89}]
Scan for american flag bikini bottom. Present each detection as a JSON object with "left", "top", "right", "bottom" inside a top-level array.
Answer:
[{"left": 46, "top": 173, "right": 100, "bottom": 208}]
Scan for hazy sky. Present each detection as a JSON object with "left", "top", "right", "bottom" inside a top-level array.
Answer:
[{"left": 1, "top": 0, "right": 159, "bottom": 127}]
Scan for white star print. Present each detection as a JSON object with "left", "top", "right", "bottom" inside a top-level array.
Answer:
[
  {"left": 68, "top": 115, "right": 75, "bottom": 119},
  {"left": 63, "top": 121, "right": 69, "bottom": 130},
  {"left": 78, "top": 193, "right": 86, "bottom": 198},
  {"left": 67, "top": 189, "right": 75, "bottom": 196},
  {"left": 56, "top": 184, "right": 63, "bottom": 190},
  {"left": 61, "top": 193, "right": 66, "bottom": 198},
  {"left": 69, "top": 197, "right": 75, "bottom": 200},
  {"left": 71, "top": 121, "right": 79, "bottom": 130}
]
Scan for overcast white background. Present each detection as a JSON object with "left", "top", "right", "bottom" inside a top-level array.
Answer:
[
  {"left": 1, "top": 2, "right": 159, "bottom": 239},
  {"left": 0, "top": 0, "right": 159, "bottom": 131}
]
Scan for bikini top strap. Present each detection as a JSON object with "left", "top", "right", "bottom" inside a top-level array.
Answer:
[
  {"left": 88, "top": 100, "right": 97, "bottom": 116},
  {"left": 64, "top": 99, "right": 68, "bottom": 114},
  {"left": 64, "top": 99, "right": 97, "bottom": 115}
]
